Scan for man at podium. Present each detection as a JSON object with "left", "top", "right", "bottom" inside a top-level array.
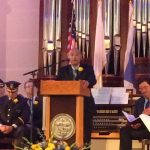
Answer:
[{"left": 57, "top": 48, "right": 96, "bottom": 144}]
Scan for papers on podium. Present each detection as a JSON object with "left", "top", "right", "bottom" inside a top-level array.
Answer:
[
  {"left": 122, "top": 111, "right": 150, "bottom": 132},
  {"left": 91, "top": 87, "right": 129, "bottom": 104}
]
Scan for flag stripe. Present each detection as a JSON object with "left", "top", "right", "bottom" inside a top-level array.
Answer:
[{"left": 67, "top": 1, "right": 77, "bottom": 51}]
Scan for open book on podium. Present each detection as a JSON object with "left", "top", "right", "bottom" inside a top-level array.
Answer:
[{"left": 122, "top": 111, "right": 150, "bottom": 132}]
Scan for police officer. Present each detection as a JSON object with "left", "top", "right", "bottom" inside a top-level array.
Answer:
[
  {"left": 0, "top": 79, "right": 5, "bottom": 97},
  {"left": 0, "top": 81, "right": 30, "bottom": 146}
]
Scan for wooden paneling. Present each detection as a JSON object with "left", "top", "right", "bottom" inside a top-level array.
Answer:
[
  {"left": 40, "top": 80, "right": 90, "bottom": 96},
  {"left": 38, "top": 1, "right": 149, "bottom": 87},
  {"left": 38, "top": 0, "right": 44, "bottom": 72},
  {"left": 91, "top": 132, "right": 120, "bottom": 139},
  {"left": 103, "top": 75, "right": 123, "bottom": 87},
  {"left": 120, "top": 0, "right": 129, "bottom": 75},
  {"left": 89, "top": 0, "right": 97, "bottom": 64},
  {"left": 40, "top": 80, "right": 86, "bottom": 146}
]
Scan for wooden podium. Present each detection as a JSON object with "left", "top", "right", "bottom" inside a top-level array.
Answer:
[{"left": 40, "top": 80, "right": 90, "bottom": 146}]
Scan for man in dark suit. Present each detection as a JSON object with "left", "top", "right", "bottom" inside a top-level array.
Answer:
[
  {"left": 24, "top": 79, "right": 43, "bottom": 142},
  {"left": 0, "top": 81, "right": 30, "bottom": 147},
  {"left": 120, "top": 79, "right": 150, "bottom": 150},
  {"left": 57, "top": 48, "right": 97, "bottom": 144}
]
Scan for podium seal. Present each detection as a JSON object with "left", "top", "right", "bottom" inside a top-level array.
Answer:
[{"left": 51, "top": 113, "right": 75, "bottom": 140}]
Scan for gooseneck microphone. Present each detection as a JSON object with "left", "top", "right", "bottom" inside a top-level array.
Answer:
[{"left": 23, "top": 59, "right": 69, "bottom": 76}]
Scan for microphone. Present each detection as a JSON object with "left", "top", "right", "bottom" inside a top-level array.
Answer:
[
  {"left": 23, "top": 59, "right": 69, "bottom": 76},
  {"left": 23, "top": 69, "right": 38, "bottom": 76}
]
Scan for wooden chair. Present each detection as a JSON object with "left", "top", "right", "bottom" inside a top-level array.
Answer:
[{"left": 142, "top": 139, "right": 150, "bottom": 150}]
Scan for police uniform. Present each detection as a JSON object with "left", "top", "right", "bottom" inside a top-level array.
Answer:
[
  {"left": 0, "top": 81, "right": 30, "bottom": 141},
  {"left": 0, "top": 79, "right": 4, "bottom": 88},
  {"left": 0, "top": 79, "right": 5, "bottom": 98}
]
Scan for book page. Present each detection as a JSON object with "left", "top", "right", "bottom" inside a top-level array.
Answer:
[
  {"left": 91, "top": 87, "right": 112, "bottom": 104},
  {"left": 140, "top": 114, "right": 150, "bottom": 132},
  {"left": 122, "top": 111, "right": 138, "bottom": 122},
  {"left": 111, "top": 87, "right": 128, "bottom": 104},
  {"left": 92, "top": 87, "right": 129, "bottom": 104},
  {"left": 111, "top": 93, "right": 129, "bottom": 104}
]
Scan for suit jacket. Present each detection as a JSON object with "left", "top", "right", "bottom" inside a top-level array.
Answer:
[
  {"left": 0, "top": 94, "right": 30, "bottom": 127},
  {"left": 57, "top": 63, "right": 96, "bottom": 88},
  {"left": 134, "top": 97, "right": 146, "bottom": 118},
  {"left": 57, "top": 63, "right": 96, "bottom": 143},
  {"left": 25, "top": 96, "right": 43, "bottom": 129}
]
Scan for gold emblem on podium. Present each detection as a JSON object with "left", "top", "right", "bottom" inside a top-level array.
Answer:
[{"left": 51, "top": 113, "right": 75, "bottom": 140}]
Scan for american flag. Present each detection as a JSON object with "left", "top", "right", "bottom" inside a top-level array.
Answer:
[{"left": 67, "top": 2, "right": 77, "bottom": 51}]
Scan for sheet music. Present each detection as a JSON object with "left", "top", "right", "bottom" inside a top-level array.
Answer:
[
  {"left": 92, "top": 87, "right": 129, "bottom": 104},
  {"left": 140, "top": 114, "right": 150, "bottom": 132},
  {"left": 91, "top": 87, "right": 112, "bottom": 104},
  {"left": 122, "top": 111, "right": 138, "bottom": 122}
]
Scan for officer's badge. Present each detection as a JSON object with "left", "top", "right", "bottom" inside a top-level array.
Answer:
[
  {"left": 13, "top": 98, "right": 18, "bottom": 103},
  {"left": 10, "top": 83, "right": 14, "bottom": 89}
]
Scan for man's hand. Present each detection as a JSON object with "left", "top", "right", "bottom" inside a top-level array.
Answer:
[
  {"left": 143, "top": 108, "right": 150, "bottom": 115},
  {"left": 131, "top": 123, "right": 141, "bottom": 129},
  {"left": 0, "top": 125, "right": 13, "bottom": 134},
  {"left": 82, "top": 80, "right": 89, "bottom": 88},
  {"left": 0, "top": 124, "right": 6, "bottom": 132}
]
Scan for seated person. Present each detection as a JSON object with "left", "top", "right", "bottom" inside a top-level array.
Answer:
[
  {"left": 120, "top": 79, "right": 150, "bottom": 150},
  {"left": 0, "top": 79, "right": 5, "bottom": 97},
  {"left": 0, "top": 80, "right": 30, "bottom": 147},
  {"left": 24, "top": 79, "right": 43, "bottom": 142}
]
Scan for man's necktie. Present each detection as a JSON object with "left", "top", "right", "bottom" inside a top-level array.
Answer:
[
  {"left": 145, "top": 100, "right": 150, "bottom": 108},
  {"left": 73, "top": 69, "right": 78, "bottom": 80},
  {"left": 28, "top": 99, "right": 31, "bottom": 106}
]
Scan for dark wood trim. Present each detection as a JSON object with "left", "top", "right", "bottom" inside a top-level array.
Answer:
[
  {"left": 135, "top": 57, "right": 150, "bottom": 64},
  {"left": 120, "top": 0, "right": 129, "bottom": 76},
  {"left": 38, "top": 1, "right": 150, "bottom": 87},
  {"left": 38, "top": 0, "right": 44, "bottom": 70},
  {"left": 89, "top": 0, "right": 97, "bottom": 65},
  {"left": 102, "top": 74, "right": 123, "bottom": 87}
]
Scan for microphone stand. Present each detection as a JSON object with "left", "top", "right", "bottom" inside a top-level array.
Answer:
[
  {"left": 23, "top": 59, "right": 69, "bottom": 142},
  {"left": 23, "top": 59, "right": 69, "bottom": 76}
]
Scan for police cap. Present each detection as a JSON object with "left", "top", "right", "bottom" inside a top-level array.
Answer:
[
  {"left": 0, "top": 79, "right": 5, "bottom": 88},
  {"left": 5, "top": 81, "right": 21, "bottom": 92}
]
